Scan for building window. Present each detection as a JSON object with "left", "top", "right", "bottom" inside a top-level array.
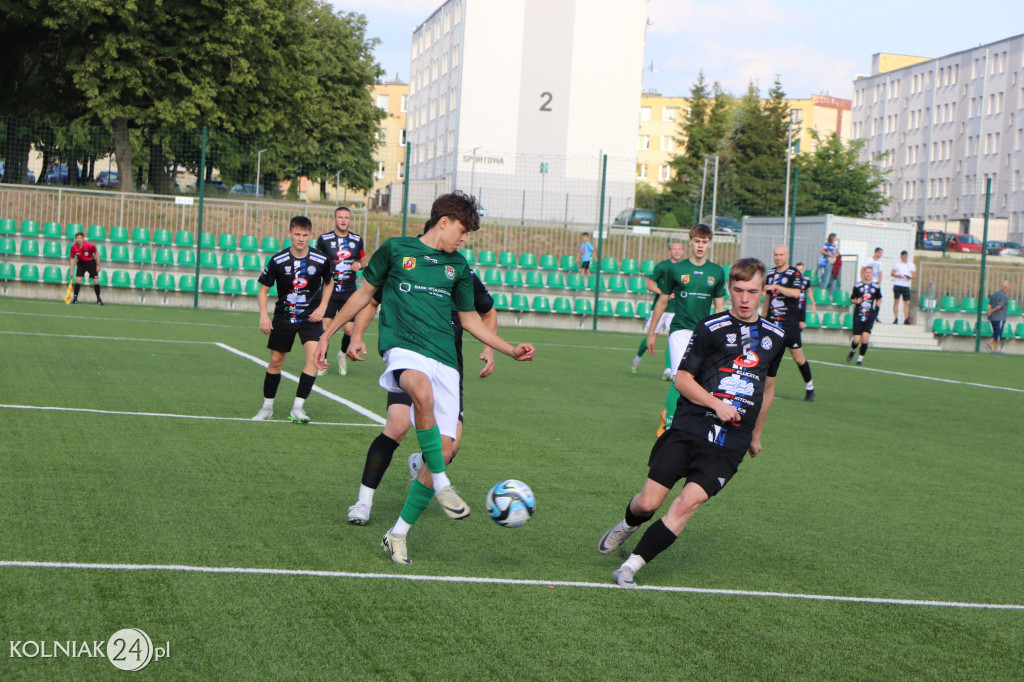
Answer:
[
  {"left": 637, "top": 135, "right": 650, "bottom": 150},
  {"left": 378, "top": 127, "right": 387, "bottom": 144},
  {"left": 400, "top": 129, "right": 407, "bottom": 146},
  {"left": 452, "top": 45, "right": 459, "bottom": 68},
  {"left": 660, "top": 136, "right": 673, "bottom": 151},
  {"left": 639, "top": 107, "right": 651, "bottom": 122},
  {"left": 663, "top": 106, "right": 677, "bottom": 121},
  {"left": 658, "top": 165, "right": 671, "bottom": 181},
  {"left": 375, "top": 161, "right": 385, "bottom": 179},
  {"left": 400, "top": 95, "right": 408, "bottom": 113},
  {"left": 377, "top": 94, "right": 390, "bottom": 111},
  {"left": 636, "top": 164, "right": 647, "bottom": 179}
]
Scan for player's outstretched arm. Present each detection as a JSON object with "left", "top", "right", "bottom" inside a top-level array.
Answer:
[
  {"left": 477, "top": 307, "right": 498, "bottom": 377},
  {"left": 458, "top": 310, "right": 535, "bottom": 361},
  {"left": 316, "top": 283, "right": 377, "bottom": 369},
  {"left": 749, "top": 376, "right": 775, "bottom": 457},
  {"left": 646, "top": 294, "right": 671, "bottom": 354},
  {"left": 257, "top": 285, "right": 273, "bottom": 334},
  {"left": 347, "top": 299, "right": 379, "bottom": 361}
]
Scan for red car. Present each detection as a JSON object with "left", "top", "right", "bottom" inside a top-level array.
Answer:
[{"left": 945, "top": 233, "right": 983, "bottom": 253}]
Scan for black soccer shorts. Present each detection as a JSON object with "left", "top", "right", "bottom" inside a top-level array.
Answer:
[
  {"left": 324, "top": 290, "right": 355, "bottom": 319},
  {"left": 267, "top": 319, "right": 323, "bottom": 353},
  {"left": 647, "top": 429, "right": 746, "bottom": 498},
  {"left": 75, "top": 260, "right": 98, "bottom": 279}
]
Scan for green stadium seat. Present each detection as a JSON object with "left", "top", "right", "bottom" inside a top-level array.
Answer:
[
  {"left": 177, "top": 250, "right": 196, "bottom": 267},
  {"left": 0, "top": 237, "right": 15, "bottom": 255},
  {"left": 524, "top": 271, "right": 544, "bottom": 288},
  {"left": 477, "top": 250, "right": 496, "bottom": 267},
  {"left": 805, "top": 312, "right": 821, "bottom": 329},
  {"left": 1006, "top": 300, "right": 1021, "bottom": 317},
  {"left": 939, "top": 296, "right": 959, "bottom": 313},
  {"left": 42, "top": 241, "right": 62, "bottom": 259},
  {"left": 223, "top": 277, "right": 243, "bottom": 296},
  {"left": 155, "top": 273, "right": 176, "bottom": 291},
  {"left": 42, "top": 222, "right": 62, "bottom": 239},
  {"left": 607, "top": 275, "right": 627, "bottom": 293},
  {"left": 510, "top": 293, "right": 530, "bottom": 311},
  {"left": 636, "top": 301, "right": 652, "bottom": 318},
  {"left": 628, "top": 276, "right": 647, "bottom": 294},
  {"left": 919, "top": 296, "right": 935, "bottom": 311},
  {"left": 20, "top": 220, "right": 40, "bottom": 237},
  {"left": 111, "top": 270, "right": 131, "bottom": 288},
  {"left": 178, "top": 274, "right": 197, "bottom": 292},
  {"left": 132, "top": 246, "right": 152, "bottom": 265},
  {"left": 931, "top": 318, "right": 951, "bottom": 335},
  {"left": 620, "top": 258, "right": 639, "bottom": 275},
  {"left": 832, "top": 290, "right": 851, "bottom": 307},
  {"left": 153, "top": 229, "right": 172, "bottom": 247},
  {"left": 243, "top": 253, "right": 263, "bottom": 271},
  {"left": 95, "top": 244, "right": 107, "bottom": 260},
  {"left": 64, "top": 223, "right": 84, "bottom": 239},
  {"left": 597, "top": 299, "right": 614, "bottom": 316},
  {"left": 239, "top": 235, "right": 259, "bottom": 252},
  {"left": 841, "top": 313, "right": 853, "bottom": 329},
  {"left": 979, "top": 321, "right": 993, "bottom": 338},
  {"left": 822, "top": 312, "right": 842, "bottom": 329},
  {"left": 812, "top": 288, "right": 831, "bottom": 306},
  {"left": 1015, "top": 323, "right": 1024, "bottom": 339},
  {"left": 87, "top": 225, "right": 105, "bottom": 242},
  {"left": 573, "top": 298, "right": 593, "bottom": 315},
  {"left": 220, "top": 252, "right": 239, "bottom": 270},
  {"left": 539, "top": 254, "right": 559, "bottom": 271},
  {"left": 0, "top": 218, "right": 16, "bottom": 235},
  {"left": 201, "top": 276, "right": 221, "bottom": 294},
  {"left": 492, "top": 292, "right": 509, "bottom": 311},
  {"left": 959, "top": 297, "right": 978, "bottom": 314},
  {"left": 19, "top": 240, "right": 39, "bottom": 258},
  {"left": 531, "top": 295, "right": 552, "bottom": 313},
  {"left": 639, "top": 259, "right": 655, "bottom": 276},
  {"left": 244, "top": 279, "right": 262, "bottom": 296},
  {"left": 131, "top": 228, "right": 151, "bottom": 245},
  {"left": 174, "top": 230, "right": 194, "bottom": 248},
  {"left": 498, "top": 251, "right": 516, "bottom": 268},
  {"left": 0, "top": 262, "right": 16, "bottom": 280},
  {"left": 459, "top": 248, "right": 475, "bottom": 265},
  {"left": 599, "top": 257, "right": 618, "bottom": 274},
  {"left": 566, "top": 273, "right": 585, "bottom": 291},
  {"left": 952, "top": 319, "right": 973, "bottom": 336},
  {"left": 199, "top": 251, "right": 217, "bottom": 269},
  {"left": 503, "top": 269, "right": 523, "bottom": 287},
  {"left": 518, "top": 253, "right": 538, "bottom": 269},
  {"left": 97, "top": 269, "right": 108, "bottom": 286},
  {"left": 42, "top": 266, "right": 63, "bottom": 284},
  {"left": 110, "top": 245, "right": 130, "bottom": 263},
  {"left": 218, "top": 234, "right": 237, "bottom": 251},
  {"left": 19, "top": 264, "right": 39, "bottom": 282},
  {"left": 155, "top": 248, "right": 174, "bottom": 267},
  {"left": 615, "top": 301, "right": 635, "bottom": 317},
  {"left": 483, "top": 268, "right": 502, "bottom": 287},
  {"left": 552, "top": 296, "right": 572, "bottom": 314},
  {"left": 559, "top": 255, "right": 577, "bottom": 270},
  {"left": 108, "top": 226, "right": 129, "bottom": 243},
  {"left": 545, "top": 272, "right": 566, "bottom": 290},
  {"left": 133, "top": 271, "right": 153, "bottom": 289},
  {"left": 805, "top": 271, "right": 821, "bottom": 287},
  {"left": 282, "top": 238, "right": 292, "bottom": 250},
  {"left": 260, "top": 236, "right": 280, "bottom": 252},
  {"left": 200, "top": 232, "right": 216, "bottom": 250},
  {"left": 586, "top": 274, "right": 603, "bottom": 291}
]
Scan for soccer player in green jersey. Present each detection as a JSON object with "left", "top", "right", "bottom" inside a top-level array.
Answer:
[
  {"left": 630, "top": 240, "right": 684, "bottom": 378},
  {"left": 645, "top": 224, "right": 726, "bottom": 431},
  {"left": 316, "top": 191, "right": 535, "bottom": 564}
]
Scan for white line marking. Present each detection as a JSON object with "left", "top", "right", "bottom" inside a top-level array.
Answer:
[
  {"left": 1, "top": 560, "right": 1019, "bottom": 610},
  {"left": 215, "top": 343, "right": 386, "bottom": 424},
  {"left": 812, "top": 360, "right": 1024, "bottom": 394},
  {"left": 0, "top": 330, "right": 209, "bottom": 344},
  {"left": 0, "top": 310, "right": 250, "bottom": 330},
  {"left": 0, "top": 404, "right": 379, "bottom": 426}
]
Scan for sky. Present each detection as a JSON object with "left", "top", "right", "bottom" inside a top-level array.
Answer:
[{"left": 331, "top": 0, "right": 1023, "bottom": 101}]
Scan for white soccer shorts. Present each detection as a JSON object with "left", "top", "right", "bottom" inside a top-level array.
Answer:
[
  {"left": 667, "top": 328, "right": 695, "bottom": 379},
  {"left": 643, "top": 311, "right": 675, "bottom": 335},
  {"left": 380, "top": 348, "right": 460, "bottom": 439}
]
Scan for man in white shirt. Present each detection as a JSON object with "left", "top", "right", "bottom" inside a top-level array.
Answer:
[{"left": 890, "top": 250, "right": 916, "bottom": 325}]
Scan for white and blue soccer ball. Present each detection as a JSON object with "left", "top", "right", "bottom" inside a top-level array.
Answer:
[{"left": 485, "top": 480, "right": 536, "bottom": 528}]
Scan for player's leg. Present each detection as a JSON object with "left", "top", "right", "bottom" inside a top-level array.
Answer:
[
  {"left": 72, "top": 263, "right": 85, "bottom": 302},
  {"left": 789, "top": 335, "right": 814, "bottom": 401},
  {"left": 857, "top": 330, "right": 870, "bottom": 365},
  {"left": 253, "top": 346, "right": 287, "bottom": 420},
  {"left": 348, "top": 397, "right": 412, "bottom": 525},
  {"left": 631, "top": 334, "right": 648, "bottom": 373},
  {"left": 289, "top": 327, "right": 323, "bottom": 423},
  {"left": 663, "top": 329, "right": 691, "bottom": 427},
  {"left": 847, "top": 329, "right": 862, "bottom": 362}
]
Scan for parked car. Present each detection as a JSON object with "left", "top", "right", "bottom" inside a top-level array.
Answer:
[
  {"left": 944, "top": 233, "right": 983, "bottom": 253},
  {"left": 44, "top": 163, "right": 73, "bottom": 184},
  {"left": 188, "top": 178, "right": 228, "bottom": 193},
  {"left": 916, "top": 229, "right": 946, "bottom": 251},
  {"left": 229, "top": 183, "right": 265, "bottom": 197},
  {"left": 701, "top": 215, "right": 742, "bottom": 234},
  {"left": 612, "top": 208, "right": 658, "bottom": 227},
  {"left": 0, "top": 161, "right": 36, "bottom": 184},
  {"left": 477, "top": 203, "right": 488, "bottom": 218},
  {"left": 96, "top": 171, "right": 119, "bottom": 188},
  {"left": 985, "top": 240, "right": 1024, "bottom": 257}
]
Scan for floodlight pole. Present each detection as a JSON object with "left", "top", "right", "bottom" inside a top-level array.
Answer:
[
  {"left": 783, "top": 119, "right": 793, "bottom": 247},
  {"left": 256, "top": 149, "right": 267, "bottom": 198},
  {"left": 469, "top": 145, "right": 481, "bottom": 195},
  {"left": 699, "top": 157, "right": 709, "bottom": 222},
  {"left": 710, "top": 155, "right": 719, "bottom": 231}
]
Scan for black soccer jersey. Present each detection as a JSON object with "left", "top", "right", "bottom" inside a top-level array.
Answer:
[
  {"left": 766, "top": 265, "right": 802, "bottom": 325},
  {"left": 796, "top": 273, "right": 808, "bottom": 323},
  {"left": 315, "top": 231, "right": 366, "bottom": 294},
  {"left": 851, "top": 282, "right": 883, "bottom": 322},
  {"left": 673, "top": 311, "right": 786, "bottom": 454},
  {"left": 258, "top": 247, "right": 333, "bottom": 324}
]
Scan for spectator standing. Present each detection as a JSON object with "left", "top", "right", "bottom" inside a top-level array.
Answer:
[
  {"left": 818, "top": 233, "right": 839, "bottom": 292},
  {"left": 890, "top": 250, "right": 916, "bottom": 324},
  {"left": 986, "top": 280, "right": 1011, "bottom": 353},
  {"left": 578, "top": 232, "right": 594, "bottom": 277}
]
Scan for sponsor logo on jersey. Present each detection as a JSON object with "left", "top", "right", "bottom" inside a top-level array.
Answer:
[
  {"left": 733, "top": 350, "right": 759, "bottom": 368},
  {"left": 761, "top": 337, "right": 773, "bottom": 350},
  {"left": 718, "top": 374, "right": 755, "bottom": 396},
  {"left": 708, "top": 276, "right": 715, "bottom": 285},
  {"left": 339, "top": 249, "right": 352, "bottom": 260},
  {"left": 292, "top": 277, "right": 308, "bottom": 289},
  {"left": 444, "top": 265, "right": 455, "bottom": 280},
  {"left": 403, "top": 257, "right": 416, "bottom": 270},
  {"left": 424, "top": 255, "right": 438, "bottom": 264},
  {"left": 307, "top": 265, "right": 317, "bottom": 274},
  {"left": 726, "top": 333, "right": 737, "bottom": 344},
  {"left": 708, "top": 320, "right": 731, "bottom": 331},
  {"left": 284, "top": 266, "right": 291, "bottom": 274},
  {"left": 399, "top": 282, "right": 412, "bottom": 293},
  {"left": 681, "top": 274, "right": 690, "bottom": 284}
]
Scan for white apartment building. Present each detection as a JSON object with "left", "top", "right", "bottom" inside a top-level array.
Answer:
[
  {"left": 403, "top": 0, "right": 648, "bottom": 224},
  {"left": 852, "top": 35, "right": 1024, "bottom": 241}
]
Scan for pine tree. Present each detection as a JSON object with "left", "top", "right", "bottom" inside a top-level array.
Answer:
[{"left": 796, "top": 132, "right": 890, "bottom": 216}]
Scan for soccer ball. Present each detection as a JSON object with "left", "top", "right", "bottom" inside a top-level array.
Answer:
[{"left": 485, "top": 480, "right": 535, "bottom": 528}]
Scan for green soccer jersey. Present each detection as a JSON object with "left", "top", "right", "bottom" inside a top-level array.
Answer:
[
  {"left": 650, "top": 258, "right": 674, "bottom": 304},
  {"left": 363, "top": 236, "right": 475, "bottom": 370},
  {"left": 660, "top": 258, "right": 727, "bottom": 332}
]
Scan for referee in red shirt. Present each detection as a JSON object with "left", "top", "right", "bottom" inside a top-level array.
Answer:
[{"left": 69, "top": 232, "right": 103, "bottom": 305}]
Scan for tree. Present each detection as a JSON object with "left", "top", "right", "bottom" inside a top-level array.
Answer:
[{"left": 796, "top": 132, "right": 890, "bottom": 216}]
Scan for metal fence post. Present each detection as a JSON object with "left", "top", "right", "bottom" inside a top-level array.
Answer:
[
  {"left": 194, "top": 126, "right": 207, "bottom": 309},
  {"left": 974, "top": 178, "right": 992, "bottom": 352},
  {"left": 592, "top": 154, "right": 608, "bottom": 331}
]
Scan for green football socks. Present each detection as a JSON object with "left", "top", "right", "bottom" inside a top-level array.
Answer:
[
  {"left": 416, "top": 426, "right": 445, "bottom": 474},
  {"left": 398, "top": 480, "right": 435, "bottom": 525}
]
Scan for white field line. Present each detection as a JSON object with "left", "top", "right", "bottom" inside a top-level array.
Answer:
[
  {"left": 810, "top": 360, "right": 1024, "bottom": 394},
  {"left": 0, "top": 404, "right": 378, "bottom": 427},
  {"left": 0, "top": 560, "right": 1021, "bottom": 611},
  {"left": 0, "top": 310, "right": 251, "bottom": 330},
  {"left": 214, "top": 343, "right": 385, "bottom": 424},
  {"left": 0, "top": 330, "right": 210, "bottom": 344}
]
